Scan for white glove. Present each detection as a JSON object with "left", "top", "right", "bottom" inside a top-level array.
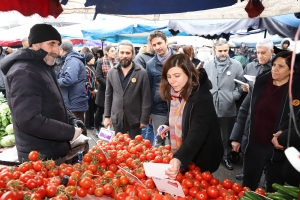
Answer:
[{"left": 71, "top": 127, "right": 82, "bottom": 142}]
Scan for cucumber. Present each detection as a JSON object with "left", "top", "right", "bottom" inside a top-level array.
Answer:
[
  {"left": 272, "top": 183, "right": 298, "bottom": 198},
  {"left": 284, "top": 185, "right": 299, "bottom": 193},
  {"left": 240, "top": 196, "right": 252, "bottom": 200},
  {"left": 244, "top": 191, "right": 263, "bottom": 200},
  {"left": 267, "top": 192, "right": 293, "bottom": 200}
]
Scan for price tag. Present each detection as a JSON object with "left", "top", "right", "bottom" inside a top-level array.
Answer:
[{"left": 98, "top": 126, "right": 115, "bottom": 142}]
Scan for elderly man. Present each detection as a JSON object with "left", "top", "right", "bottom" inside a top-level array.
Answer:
[
  {"left": 58, "top": 40, "right": 88, "bottom": 123},
  {"left": 204, "top": 39, "right": 244, "bottom": 170},
  {"left": 232, "top": 38, "right": 274, "bottom": 181},
  {"left": 104, "top": 40, "right": 151, "bottom": 139},
  {"left": 0, "top": 24, "right": 83, "bottom": 163}
]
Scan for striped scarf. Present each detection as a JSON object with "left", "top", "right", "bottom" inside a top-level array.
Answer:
[
  {"left": 101, "top": 56, "right": 118, "bottom": 80},
  {"left": 169, "top": 88, "right": 186, "bottom": 152}
]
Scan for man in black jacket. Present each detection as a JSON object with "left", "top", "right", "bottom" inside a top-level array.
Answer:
[{"left": 0, "top": 24, "right": 83, "bottom": 164}]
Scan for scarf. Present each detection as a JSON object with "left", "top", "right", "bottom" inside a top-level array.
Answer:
[
  {"left": 101, "top": 56, "right": 118, "bottom": 80},
  {"left": 169, "top": 88, "right": 186, "bottom": 152},
  {"left": 85, "top": 65, "right": 96, "bottom": 99},
  {"left": 214, "top": 56, "right": 230, "bottom": 74},
  {"left": 157, "top": 48, "right": 172, "bottom": 65}
]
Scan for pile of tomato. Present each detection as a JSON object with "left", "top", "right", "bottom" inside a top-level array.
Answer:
[{"left": 0, "top": 133, "right": 266, "bottom": 200}]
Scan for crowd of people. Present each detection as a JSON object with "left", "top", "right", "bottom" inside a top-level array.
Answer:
[{"left": 0, "top": 24, "right": 299, "bottom": 191}]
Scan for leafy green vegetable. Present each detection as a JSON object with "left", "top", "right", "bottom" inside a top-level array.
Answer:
[
  {"left": 5, "top": 124, "right": 13, "bottom": 135},
  {"left": 0, "top": 135, "right": 15, "bottom": 147}
]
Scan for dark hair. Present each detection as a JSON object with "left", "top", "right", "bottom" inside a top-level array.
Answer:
[
  {"left": 149, "top": 30, "right": 167, "bottom": 43},
  {"left": 96, "top": 49, "right": 104, "bottom": 58},
  {"left": 182, "top": 45, "right": 194, "bottom": 58},
  {"left": 272, "top": 51, "right": 300, "bottom": 75},
  {"left": 105, "top": 45, "right": 114, "bottom": 54},
  {"left": 160, "top": 54, "right": 199, "bottom": 101}
]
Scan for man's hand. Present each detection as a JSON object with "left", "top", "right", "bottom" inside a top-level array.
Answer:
[
  {"left": 231, "top": 141, "right": 241, "bottom": 152},
  {"left": 157, "top": 125, "right": 170, "bottom": 139},
  {"left": 242, "top": 84, "right": 249, "bottom": 92},
  {"left": 140, "top": 123, "right": 147, "bottom": 128},
  {"left": 104, "top": 118, "right": 112, "bottom": 128},
  {"left": 71, "top": 127, "right": 82, "bottom": 142},
  {"left": 272, "top": 130, "right": 284, "bottom": 150},
  {"left": 165, "top": 158, "right": 181, "bottom": 179}
]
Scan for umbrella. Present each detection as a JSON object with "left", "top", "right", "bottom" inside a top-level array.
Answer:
[{"left": 0, "top": 0, "right": 63, "bottom": 18}]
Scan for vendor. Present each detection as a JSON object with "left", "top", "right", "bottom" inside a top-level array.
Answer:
[
  {"left": 157, "top": 54, "right": 223, "bottom": 179},
  {"left": 0, "top": 24, "right": 84, "bottom": 164}
]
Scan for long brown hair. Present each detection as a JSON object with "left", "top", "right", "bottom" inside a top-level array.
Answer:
[
  {"left": 160, "top": 54, "right": 200, "bottom": 101},
  {"left": 182, "top": 45, "right": 194, "bottom": 59}
]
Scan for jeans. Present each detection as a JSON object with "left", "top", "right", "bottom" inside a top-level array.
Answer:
[{"left": 141, "top": 124, "right": 154, "bottom": 145}]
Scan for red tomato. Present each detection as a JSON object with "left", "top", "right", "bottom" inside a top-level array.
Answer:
[
  {"left": 222, "top": 179, "right": 233, "bottom": 189},
  {"left": 26, "top": 179, "right": 38, "bottom": 190},
  {"left": 120, "top": 176, "right": 129, "bottom": 185},
  {"left": 103, "top": 184, "right": 114, "bottom": 195},
  {"left": 1, "top": 191, "right": 19, "bottom": 200},
  {"left": 33, "top": 161, "right": 43, "bottom": 172},
  {"left": 232, "top": 183, "right": 243, "bottom": 194},
  {"left": 135, "top": 135, "right": 143, "bottom": 141},
  {"left": 202, "top": 172, "right": 213, "bottom": 181},
  {"left": 206, "top": 186, "right": 220, "bottom": 199},
  {"left": 104, "top": 171, "right": 114, "bottom": 178},
  {"left": 115, "top": 192, "right": 128, "bottom": 200},
  {"left": 77, "top": 187, "right": 88, "bottom": 197},
  {"left": 188, "top": 186, "right": 199, "bottom": 197},
  {"left": 65, "top": 185, "right": 76, "bottom": 196},
  {"left": 79, "top": 177, "right": 93, "bottom": 189},
  {"left": 195, "top": 191, "right": 208, "bottom": 200},
  {"left": 209, "top": 178, "right": 219, "bottom": 186},
  {"left": 188, "top": 163, "right": 196, "bottom": 171},
  {"left": 94, "top": 187, "right": 104, "bottom": 197},
  {"left": 145, "top": 179, "right": 155, "bottom": 189},
  {"left": 87, "top": 185, "right": 96, "bottom": 195},
  {"left": 255, "top": 188, "right": 266, "bottom": 196},
  {"left": 182, "top": 178, "right": 193, "bottom": 188},
  {"left": 46, "top": 185, "right": 57, "bottom": 197},
  {"left": 28, "top": 151, "right": 39, "bottom": 161}
]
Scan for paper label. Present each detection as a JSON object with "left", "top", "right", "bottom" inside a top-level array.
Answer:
[{"left": 98, "top": 127, "right": 115, "bottom": 142}]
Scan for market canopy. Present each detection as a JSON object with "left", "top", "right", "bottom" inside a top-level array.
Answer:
[{"left": 168, "top": 14, "right": 300, "bottom": 39}]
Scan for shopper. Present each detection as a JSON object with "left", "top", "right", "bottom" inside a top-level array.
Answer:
[
  {"left": 157, "top": 54, "right": 223, "bottom": 179},
  {"left": 230, "top": 51, "right": 300, "bottom": 191}
]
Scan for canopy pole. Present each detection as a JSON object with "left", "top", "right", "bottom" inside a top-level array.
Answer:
[{"left": 264, "top": 30, "right": 267, "bottom": 38}]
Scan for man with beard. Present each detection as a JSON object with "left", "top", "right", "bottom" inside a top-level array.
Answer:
[
  {"left": 104, "top": 40, "right": 151, "bottom": 139},
  {"left": 0, "top": 24, "right": 83, "bottom": 164},
  {"left": 204, "top": 39, "right": 243, "bottom": 170}
]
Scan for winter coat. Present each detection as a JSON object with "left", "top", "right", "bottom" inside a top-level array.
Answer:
[
  {"left": 0, "top": 48, "right": 76, "bottom": 162},
  {"left": 146, "top": 49, "right": 176, "bottom": 116},
  {"left": 204, "top": 57, "right": 244, "bottom": 117},
  {"left": 95, "top": 57, "right": 118, "bottom": 107},
  {"left": 169, "top": 69, "right": 224, "bottom": 173},
  {"left": 104, "top": 62, "right": 151, "bottom": 129},
  {"left": 230, "top": 71, "right": 300, "bottom": 161},
  {"left": 58, "top": 51, "right": 88, "bottom": 112}
]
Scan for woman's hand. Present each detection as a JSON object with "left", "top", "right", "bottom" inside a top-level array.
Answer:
[
  {"left": 165, "top": 158, "right": 181, "bottom": 179},
  {"left": 272, "top": 130, "right": 284, "bottom": 150},
  {"left": 231, "top": 141, "right": 241, "bottom": 152},
  {"left": 157, "top": 125, "right": 170, "bottom": 139}
]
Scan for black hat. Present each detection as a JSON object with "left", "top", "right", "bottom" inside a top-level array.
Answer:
[
  {"left": 85, "top": 52, "right": 94, "bottom": 63},
  {"left": 28, "top": 24, "right": 62, "bottom": 47}
]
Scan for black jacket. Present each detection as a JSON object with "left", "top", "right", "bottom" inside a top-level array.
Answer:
[
  {"left": 0, "top": 48, "right": 76, "bottom": 161},
  {"left": 169, "top": 69, "right": 224, "bottom": 173},
  {"left": 230, "top": 70, "right": 300, "bottom": 161}
]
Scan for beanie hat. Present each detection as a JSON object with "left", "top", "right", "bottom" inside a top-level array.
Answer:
[
  {"left": 28, "top": 24, "right": 62, "bottom": 47},
  {"left": 85, "top": 52, "right": 94, "bottom": 63}
]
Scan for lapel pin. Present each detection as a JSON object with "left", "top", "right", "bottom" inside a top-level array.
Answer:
[{"left": 131, "top": 78, "right": 136, "bottom": 83}]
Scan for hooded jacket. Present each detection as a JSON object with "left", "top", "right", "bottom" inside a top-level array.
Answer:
[
  {"left": 0, "top": 48, "right": 75, "bottom": 161},
  {"left": 58, "top": 51, "right": 88, "bottom": 112},
  {"left": 168, "top": 69, "right": 224, "bottom": 173},
  {"left": 134, "top": 45, "right": 154, "bottom": 69}
]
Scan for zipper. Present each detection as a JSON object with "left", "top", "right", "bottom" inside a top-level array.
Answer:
[
  {"left": 270, "top": 94, "right": 288, "bottom": 162},
  {"left": 244, "top": 85, "right": 254, "bottom": 154}
]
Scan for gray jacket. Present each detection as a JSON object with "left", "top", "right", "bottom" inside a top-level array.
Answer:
[
  {"left": 204, "top": 57, "right": 243, "bottom": 117},
  {"left": 104, "top": 62, "right": 151, "bottom": 129},
  {"left": 242, "top": 58, "right": 272, "bottom": 89}
]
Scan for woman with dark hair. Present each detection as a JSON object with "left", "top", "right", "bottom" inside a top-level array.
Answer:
[
  {"left": 94, "top": 45, "right": 118, "bottom": 136},
  {"left": 230, "top": 51, "right": 300, "bottom": 191},
  {"left": 179, "top": 45, "right": 201, "bottom": 68},
  {"left": 157, "top": 54, "right": 223, "bottom": 179}
]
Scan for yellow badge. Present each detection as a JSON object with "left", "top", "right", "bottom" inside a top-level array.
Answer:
[
  {"left": 292, "top": 99, "right": 300, "bottom": 106},
  {"left": 131, "top": 78, "right": 136, "bottom": 83}
]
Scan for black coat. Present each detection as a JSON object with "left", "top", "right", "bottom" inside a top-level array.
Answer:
[
  {"left": 169, "top": 69, "right": 224, "bottom": 173},
  {"left": 230, "top": 70, "right": 300, "bottom": 161},
  {"left": 0, "top": 49, "right": 76, "bottom": 161}
]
